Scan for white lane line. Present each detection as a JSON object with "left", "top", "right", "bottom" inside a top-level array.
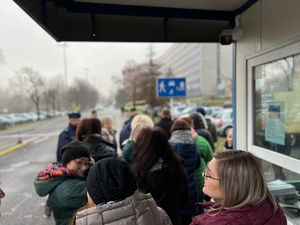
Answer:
[
  {"left": 24, "top": 136, "right": 40, "bottom": 143},
  {"left": 33, "top": 136, "right": 50, "bottom": 144}
]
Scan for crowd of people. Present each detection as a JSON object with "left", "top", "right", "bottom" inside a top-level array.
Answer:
[{"left": 32, "top": 107, "right": 287, "bottom": 225}]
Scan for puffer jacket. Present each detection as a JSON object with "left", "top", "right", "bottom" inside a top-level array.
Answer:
[
  {"left": 191, "top": 198, "right": 287, "bottom": 225},
  {"left": 34, "top": 165, "right": 87, "bottom": 225},
  {"left": 193, "top": 135, "right": 213, "bottom": 189},
  {"left": 170, "top": 130, "right": 201, "bottom": 218},
  {"left": 86, "top": 135, "right": 117, "bottom": 162},
  {"left": 122, "top": 140, "right": 135, "bottom": 166},
  {"left": 75, "top": 193, "right": 172, "bottom": 225}
]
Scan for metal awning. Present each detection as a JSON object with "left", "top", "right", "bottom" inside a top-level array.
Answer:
[{"left": 13, "top": 0, "right": 257, "bottom": 42}]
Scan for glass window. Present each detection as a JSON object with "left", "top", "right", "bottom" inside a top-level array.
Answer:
[
  {"left": 262, "top": 158, "right": 300, "bottom": 224},
  {"left": 253, "top": 53, "right": 300, "bottom": 160}
]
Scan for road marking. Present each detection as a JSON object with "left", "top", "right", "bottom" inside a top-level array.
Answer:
[
  {"left": 33, "top": 136, "right": 49, "bottom": 144},
  {"left": 0, "top": 143, "right": 15, "bottom": 150}
]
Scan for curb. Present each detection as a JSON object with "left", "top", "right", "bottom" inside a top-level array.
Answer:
[{"left": 0, "top": 142, "right": 27, "bottom": 157}]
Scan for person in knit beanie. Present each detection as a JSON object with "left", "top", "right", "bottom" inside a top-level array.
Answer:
[
  {"left": 86, "top": 157, "right": 137, "bottom": 204},
  {"left": 71, "top": 157, "right": 172, "bottom": 225},
  {"left": 34, "top": 140, "right": 92, "bottom": 225}
]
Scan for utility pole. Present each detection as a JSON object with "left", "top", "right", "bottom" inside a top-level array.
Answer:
[
  {"left": 58, "top": 42, "right": 70, "bottom": 111},
  {"left": 83, "top": 68, "right": 89, "bottom": 83}
]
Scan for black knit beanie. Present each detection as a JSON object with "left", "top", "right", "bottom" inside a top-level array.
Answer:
[
  {"left": 61, "top": 140, "right": 90, "bottom": 166},
  {"left": 87, "top": 158, "right": 137, "bottom": 204}
]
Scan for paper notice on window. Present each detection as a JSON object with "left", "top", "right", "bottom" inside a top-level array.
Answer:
[{"left": 265, "top": 101, "right": 285, "bottom": 145}]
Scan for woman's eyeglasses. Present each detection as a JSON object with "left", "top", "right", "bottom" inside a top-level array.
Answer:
[
  {"left": 203, "top": 163, "right": 219, "bottom": 181},
  {"left": 75, "top": 160, "right": 93, "bottom": 169}
]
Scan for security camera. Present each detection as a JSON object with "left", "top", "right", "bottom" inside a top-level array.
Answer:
[{"left": 219, "top": 29, "right": 233, "bottom": 45}]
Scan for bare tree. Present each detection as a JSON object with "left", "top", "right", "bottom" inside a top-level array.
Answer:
[
  {"left": 13, "top": 67, "right": 45, "bottom": 119},
  {"left": 69, "top": 78, "right": 99, "bottom": 110},
  {"left": 44, "top": 75, "right": 64, "bottom": 115}
]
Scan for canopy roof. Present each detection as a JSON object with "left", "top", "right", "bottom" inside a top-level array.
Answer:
[{"left": 13, "top": 0, "right": 257, "bottom": 42}]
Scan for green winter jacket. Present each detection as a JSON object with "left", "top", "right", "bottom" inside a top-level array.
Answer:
[
  {"left": 193, "top": 135, "right": 213, "bottom": 189},
  {"left": 123, "top": 140, "right": 135, "bottom": 166},
  {"left": 34, "top": 176, "right": 87, "bottom": 225}
]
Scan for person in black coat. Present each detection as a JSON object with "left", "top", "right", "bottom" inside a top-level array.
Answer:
[
  {"left": 76, "top": 118, "right": 116, "bottom": 162},
  {"left": 189, "top": 112, "right": 215, "bottom": 152},
  {"left": 131, "top": 127, "right": 189, "bottom": 225},
  {"left": 155, "top": 107, "right": 174, "bottom": 139}
]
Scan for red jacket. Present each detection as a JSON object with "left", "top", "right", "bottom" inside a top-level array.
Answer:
[{"left": 191, "top": 198, "right": 287, "bottom": 225}]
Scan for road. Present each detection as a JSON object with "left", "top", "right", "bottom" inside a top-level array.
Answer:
[{"left": 0, "top": 107, "right": 125, "bottom": 225}]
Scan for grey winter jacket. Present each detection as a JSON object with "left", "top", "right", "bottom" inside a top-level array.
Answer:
[{"left": 75, "top": 193, "right": 172, "bottom": 225}]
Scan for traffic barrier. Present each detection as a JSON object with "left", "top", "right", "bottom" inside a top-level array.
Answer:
[{"left": 0, "top": 133, "right": 59, "bottom": 139}]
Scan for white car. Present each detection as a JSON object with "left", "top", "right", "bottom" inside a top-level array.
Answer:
[{"left": 210, "top": 109, "right": 233, "bottom": 136}]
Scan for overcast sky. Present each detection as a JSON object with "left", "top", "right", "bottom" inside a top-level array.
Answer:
[{"left": 0, "top": 0, "right": 172, "bottom": 97}]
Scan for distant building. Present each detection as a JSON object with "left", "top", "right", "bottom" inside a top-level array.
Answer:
[{"left": 155, "top": 43, "right": 232, "bottom": 98}]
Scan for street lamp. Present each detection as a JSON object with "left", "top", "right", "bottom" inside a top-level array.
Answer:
[{"left": 58, "top": 42, "right": 70, "bottom": 111}]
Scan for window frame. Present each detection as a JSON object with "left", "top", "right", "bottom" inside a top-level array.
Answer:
[{"left": 246, "top": 37, "right": 300, "bottom": 175}]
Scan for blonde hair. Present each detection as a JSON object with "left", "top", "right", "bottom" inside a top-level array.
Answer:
[
  {"left": 100, "top": 116, "right": 112, "bottom": 128},
  {"left": 131, "top": 115, "right": 154, "bottom": 129},
  {"left": 129, "top": 123, "right": 151, "bottom": 142},
  {"left": 213, "top": 150, "right": 278, "bottom": 213},
  {"left": 101, "top": 128, "right": 114, "bottom": 143}
]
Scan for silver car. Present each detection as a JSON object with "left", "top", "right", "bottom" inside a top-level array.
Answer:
[{"left": 210, "top": 109, "right": 233, "bottom": 136}]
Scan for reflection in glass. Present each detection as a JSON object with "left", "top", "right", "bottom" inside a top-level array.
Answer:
[
  {"left": 262, "top": 159, "right": 300, "bottom": 224},
  {"left": 253, "top": 53, "right": 300, "bottom": 160}
]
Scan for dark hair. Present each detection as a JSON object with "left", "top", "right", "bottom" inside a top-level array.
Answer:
[
  {"left": 131, "top": 127, "right": 186, "bottom": 188},
  {"left": 75, "top": 118, "right": 101, "bottom": 143},
  {"left": 170, "top": 120, "right": 190, "bottom": 133},
  {"left": 180, "top": 117, "right": 194, "bottom": 127}
]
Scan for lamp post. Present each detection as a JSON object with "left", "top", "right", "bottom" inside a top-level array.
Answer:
[
  {"left": 83, "top": 68, "right": 89, "bottom": 83},
  {"left": 59, "top": 42, "right": 70, "bottom": 111}
]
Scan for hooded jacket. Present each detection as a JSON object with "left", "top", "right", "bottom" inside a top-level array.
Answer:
[
  {"left": 75, "top": 193, "right": 172, "bottom": 225},
  {"left": 86, "top": 135, "right": 117, "bottom": 162},
  {"left": 191, "top": 198, "right": 287, "bottom": 225},
  {"left": 34, "top": 164, "right": 87, "bottom": 225}
]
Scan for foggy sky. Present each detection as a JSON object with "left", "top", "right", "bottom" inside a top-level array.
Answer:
[{"left": 0, "top": 0, "right": 172, "bottom": 97}]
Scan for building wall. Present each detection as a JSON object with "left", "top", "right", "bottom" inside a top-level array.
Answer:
[
  {"left": 236, "top": 0, "right": 300, "bottom": 151},
  {"left": 235, "top": 3, "right": 300, "bottom": 223},
  {"left": 156, "top": 43, "right": 232, "bottom": 98}
]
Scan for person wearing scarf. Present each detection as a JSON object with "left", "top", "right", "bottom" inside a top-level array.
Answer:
[
  {"left": 169, "top": 120, "right": 201, "bottom": 225},
  {"left": 34, "top": 140, "right": 92, "bottom": 225}
]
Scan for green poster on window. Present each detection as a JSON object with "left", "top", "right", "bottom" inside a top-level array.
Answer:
[{"left": 265, "top": 101, "right": 285, "bottom": 145}]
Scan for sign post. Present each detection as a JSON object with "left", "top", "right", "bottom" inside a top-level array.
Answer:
[{"left": 156, "top": 78, "right": 186, "bottom": 119}]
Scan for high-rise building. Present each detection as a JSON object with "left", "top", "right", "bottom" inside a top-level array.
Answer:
[{"left": 155, "top": 43, "right": 232, "bottom": 98}]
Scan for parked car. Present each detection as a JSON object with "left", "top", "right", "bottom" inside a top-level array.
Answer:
[
  {"left": 3, "top": 114, "right": 22, "bottom": 124},
  {"left": 0, "top": 116, "right": 15, "bottom": 127},
  {"left": 203, "top": 106, "right": 222, "bottom": 118},
  {"left": 210, "top": 108, "right": 233, "bottom": 136},
  {"left": 173, "top": 107, "right": 197, "bottom": 120}
]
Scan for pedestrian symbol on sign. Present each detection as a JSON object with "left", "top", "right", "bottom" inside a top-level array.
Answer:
[{"left": 159, "top": 81, "right": 166, "bottom": 93}]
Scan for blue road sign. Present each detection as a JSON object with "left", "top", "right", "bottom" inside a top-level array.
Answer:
[{"left": 156, "top": 78, "right": 186, "bottom": 98}]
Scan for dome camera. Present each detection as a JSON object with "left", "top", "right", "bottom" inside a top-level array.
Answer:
[{"left": 219, "top": 29, "right": 233, "bottom": 45}]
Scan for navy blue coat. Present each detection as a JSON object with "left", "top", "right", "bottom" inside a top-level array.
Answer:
[
  {"left": 119, "top": 120, "right": 131, "bottom": 150},
  {"left": 170, "top": 142, "right": 201, "bottom": 217},
  {"left": 56, "top": 124, "right": 77, "bottom": 163}
]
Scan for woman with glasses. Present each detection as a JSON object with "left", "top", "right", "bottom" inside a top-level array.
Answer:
[
  {"left": 191, "top": 150, "right": 287, "bottom": 225},
  {"left": 34, "top": 140, "right": 93, "bottom": 225}
]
